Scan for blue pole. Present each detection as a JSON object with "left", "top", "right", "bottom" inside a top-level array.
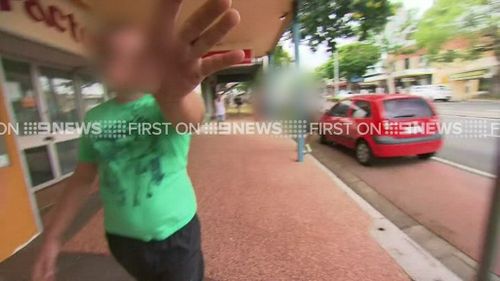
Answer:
[{"left": 293, "top": 0, "right": 305, "bottom": 163}]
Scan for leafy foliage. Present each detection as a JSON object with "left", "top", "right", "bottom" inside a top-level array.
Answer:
[
  {"left": 272, "top": 45, "right": 292, "bottom": 67},
  {"left": 413, "top": 0, "right": 486, "bottom": 54},
  {"left": 316, "top": 43, "right": 381, "bottom": 80},
  {"left": 414, "top": 0, "right": 500, "bottom": 95},
  {"left": 456, "top": 0, "right": 500, "bottom": 58},
  {"left": 299, "top": 0, "right": 393, "bottom": 52}
]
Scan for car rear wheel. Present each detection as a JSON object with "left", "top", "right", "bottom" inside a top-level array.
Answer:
[
  {"left": 320, "top": 135, "right": 330, "bottom": 145},
  {"left": 320, "top": 135, "right": 336, "bottom": 146},
  {"left": 355, "top": 140, "right": 373, "bottom": 166},
  {"left": 417, "top": 152, "right": 435, "bottom": 160}
]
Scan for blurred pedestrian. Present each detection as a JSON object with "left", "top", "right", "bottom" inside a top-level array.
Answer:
[
  {"left": 215, "top": 94, "right": 226, "bottom": 122},
  {"left": 234, "top": 95, "right": 243, "bottom": 114}
]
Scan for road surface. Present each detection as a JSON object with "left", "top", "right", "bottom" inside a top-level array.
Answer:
[
  {"left": 311, "top": 136, "right": 499, "bottom": 276},
  {"left": 316, "top": 99, "right": 500, "bottom": 276},
  {"left": 434, "top": 101, "right": 499, "bottom": 175}
]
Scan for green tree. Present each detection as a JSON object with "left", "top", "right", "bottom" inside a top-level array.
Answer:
[
  {"left": 414, "top": 0, "right": 484, "bottom": 54},
  {"left": 272, "top": 45, "right": 292, "bottom": 67},
  {"left": 457, "top": 0, "right": 500, "bottom": 96},
  {"left": 300, "top": 0, "right": 394, "bottom": 52},
  {"left": 414, "top": 0, "right": 500, "bottom": 95},
  {"left": 316, "top": 43, "right": 381, "bottom": 80}
]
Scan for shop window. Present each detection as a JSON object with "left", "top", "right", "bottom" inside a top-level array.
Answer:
[
  {"left": 56, "top": 139, "right": 78, "bottom": 175},
  {"left": 39, "top": 67, "right": 79, "bottom": 123},
  {"left": 419, "top": 56, "right": 427, "bottom": 67},
  {"left": 0, "top": 135, "right": 10, "bottom": 168},
  {"left": 24, "top": 145, "right": 54, "bottom": 186},
  {"left": 478, "top": 78, "right": 491, "bottom": 93},
  {"left": 80, "top": 76, "right": 106, "bottom": 112},
  {"left": 2, "top": 59, "right": 41, "bottom": 135}
]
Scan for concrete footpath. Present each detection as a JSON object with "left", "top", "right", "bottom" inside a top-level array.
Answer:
[
  {"left": 0, "top": 133, "right": 447, "bottom": 281},
  {"left": 311, "top": 135, "right": 499, "bottom": 279}
]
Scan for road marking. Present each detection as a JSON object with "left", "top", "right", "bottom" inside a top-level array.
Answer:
[
  {"left": 439, "top": 114, "right": 500, "bottom": 121},
  {"left": 310, "top": 155, "right": 462, "bottom": 281},
  {"left": 433, "top": 157, "right": 496, "bottom": 179},
  {"left": 438, "top": 112, "right": 500, "bottom": 119}
]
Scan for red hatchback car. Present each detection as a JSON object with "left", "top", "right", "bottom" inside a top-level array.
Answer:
[{"left": 319, "top": 94, "right": 443, "bottom": 165}]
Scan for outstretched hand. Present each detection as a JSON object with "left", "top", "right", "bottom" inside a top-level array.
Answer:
[{"left": 144, "top": 0, "right": 244, "bottom": 101}]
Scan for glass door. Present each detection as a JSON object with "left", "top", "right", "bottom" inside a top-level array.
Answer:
[
  {"left": 39, "top": 67, "right": 81, "bottom": 179},
  {"left": 1, "top": 58, "right": 107, "bottom": 190},
  {"left": 1, "top": 58, "right": 56, "bottom": 188}
]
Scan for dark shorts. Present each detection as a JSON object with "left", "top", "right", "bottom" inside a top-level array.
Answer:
[{"left": 106, "top": 215, "right": 204, "bottom": 281}]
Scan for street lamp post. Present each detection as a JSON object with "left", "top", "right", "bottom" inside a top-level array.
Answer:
[
  {"left": 292, "top": 0, "right": 305, "bottom": 163},
  {"left": 334, "top": 51, "right": 340, "bottom": 94}
]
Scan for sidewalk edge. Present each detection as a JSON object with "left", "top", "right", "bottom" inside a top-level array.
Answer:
[{"left": 309, "top": 155, "right": 463, "bottom": 281}]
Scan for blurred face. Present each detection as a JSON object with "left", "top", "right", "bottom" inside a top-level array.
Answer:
[{"left": 92, "top": 25, "right": 148, "bottom": 92}]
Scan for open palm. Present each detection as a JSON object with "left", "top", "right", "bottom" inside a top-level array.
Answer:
[{"left": 143, "top": 0, "right": 244, "bottom": 101}]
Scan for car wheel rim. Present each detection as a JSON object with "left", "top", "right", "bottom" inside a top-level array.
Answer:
[{"left": 357, "top": 143, "right": 369, "bottom": 163}]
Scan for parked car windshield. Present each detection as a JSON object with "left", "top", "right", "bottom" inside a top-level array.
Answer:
[{"left": 383, "top": 98, "right": 434, "bottom": 119}]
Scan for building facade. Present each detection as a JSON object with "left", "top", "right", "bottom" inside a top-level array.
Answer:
[
  {"left": 363, "top": 50, "right": 498, "bottom": 99},
  {"left": 0, "top": 0, "right": 107, "bottom": 261}
]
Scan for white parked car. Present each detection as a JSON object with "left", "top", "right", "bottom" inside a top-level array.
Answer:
[{"left": 409, "top": 85, "right": 452, "bottom": 101}]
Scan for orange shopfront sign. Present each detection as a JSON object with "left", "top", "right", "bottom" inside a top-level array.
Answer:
[{"left": 0, "top": 0, "right": 85, "bottom": 43}]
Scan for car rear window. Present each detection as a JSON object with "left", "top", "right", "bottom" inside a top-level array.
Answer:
[{"left": 383, "top": 98, "right": 434, "bottom": 119}]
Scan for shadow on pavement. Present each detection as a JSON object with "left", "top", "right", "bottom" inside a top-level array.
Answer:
[
  {"left": 0, "top": 251, "right": 132, "bottom": 281},
  {"left": 320, "top": 140, "right": 426, "bottom": 167}
]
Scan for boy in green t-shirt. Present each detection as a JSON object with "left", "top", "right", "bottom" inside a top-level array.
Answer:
[{"left": 32, "top": 1, "right": 244, "bottom": 280}]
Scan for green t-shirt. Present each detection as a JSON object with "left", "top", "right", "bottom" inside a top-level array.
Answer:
[{"left": 78, "top": 94, "right": 197, "bottom": 241}]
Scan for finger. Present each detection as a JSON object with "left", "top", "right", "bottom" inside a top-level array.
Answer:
[
  {"left": 201, "top": 50, "right": 245, "bottom": 76},
  {"left": 157, "top": 0, "right": 184, "bottom": 25},
  {"left": 151, "top": 0, "right": 184, "bottom": 38},
  {"left": 179, "top": 0, "right": 232, "bottom": 43},
  {"left": 191, "top": 9, "right": 240, "bottom": 57}
]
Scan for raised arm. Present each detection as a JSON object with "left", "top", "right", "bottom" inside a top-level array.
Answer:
[{"left": 148, "top": 0, "right": 244, "bottom": 125}]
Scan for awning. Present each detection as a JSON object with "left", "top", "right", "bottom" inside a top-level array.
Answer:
[
  {"left": 215, "top": 63, "right": 262, "bottom": 83},
  {"left": 449, "top": 69, "right": 490, "bottom": 81},
  {"left": 359, "top": 82, "right": 379, "bottom": 86},
  {"left": 79, "top": 0, "right": 294, "bottom": 58},
  {"left": 363, "top": 74, "right": 388, "bottom": 83},
  {"left": 393, "top": 68, "right": 434, "bottom": 78}
]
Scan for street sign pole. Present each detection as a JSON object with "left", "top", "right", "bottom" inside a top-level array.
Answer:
[
  {"left": 292, "top": 0, "right": 304, "bottom": 163},
  {"left": 334, "top": 51, "right": 339, "bottom": 94}
]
